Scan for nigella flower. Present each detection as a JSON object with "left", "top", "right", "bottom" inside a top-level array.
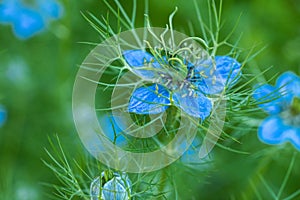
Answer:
[
  {"left": 90, "top": 170, "right": 131, "bottom": 200},
  {"left": 0, "top": 0, "right": 63, "bottom": 39},
  {"left": 123, "top": 50, "right": 241, "bottom": 120},
  {"left": 0, "top": 106, "right": 7, "bottom": 128},
  {"left": 253, "top": 71, "right": 300, "bottom": 150}
]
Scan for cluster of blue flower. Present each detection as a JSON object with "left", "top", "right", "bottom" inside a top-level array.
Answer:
[
  {"left": 90, "top": 50, "right": 300, "bottom": 199},
  {"left": 123, "top": 50, "right": 300, "bottom": 151},
  {"left": 90, "top": 50, "right": 243, "bottom": 199},
  {"left": 90, "top": 54, "right": 300, "bottom": 200},
  {"left": 0, "top": 0, "right": 63, "bottom": 39}
]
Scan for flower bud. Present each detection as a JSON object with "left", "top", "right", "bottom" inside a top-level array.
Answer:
[{"left": 90, "top": 170, "right": 131, "bottom": 200}]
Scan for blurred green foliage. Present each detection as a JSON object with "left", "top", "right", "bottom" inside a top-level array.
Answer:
[{"left": 0, "top": 0, "right": 299, "bottom": 199}]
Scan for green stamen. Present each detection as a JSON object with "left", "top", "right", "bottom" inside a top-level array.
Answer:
[{"left": 168, "top": 57, "right": 188, "bottom": 81}]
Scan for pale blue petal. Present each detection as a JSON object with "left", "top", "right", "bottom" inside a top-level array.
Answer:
[
  {"left": 90, "top": 176, "right": 101, "bottom": 200},
  {"left": 252, "top": 84, "right": 283, "bottom": 114},
  {"left": 194, "top": 56, "right": 241, "bottom": 95},
  {"left": 173, "top": 87, "right": 212, "bottom": 120},
  {"left": 114, "top": 173, "right": 132, "bottom": 194},
  {"left": 258, "top": 116, "right": 300, "bottom": 150},
  {"left": 123, "top": 50, "right": 163, "bottom": 80},
  {"left": 102, "top": 177, "right": 128, "bottom": 200},
  {"left": 13, "top": 7, "right": 45, "bottom": 39},
  {"left": 128, "top": 84, "right": 170, "bottom": 114},
  {"left": 276, "top": 71, "right": 300, "bottom": 102}
]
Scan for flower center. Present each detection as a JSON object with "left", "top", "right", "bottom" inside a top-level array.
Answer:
[
  {"left": 153, "top": 49, "right": 188, "bottom": 82},
  {"left": 281, "top": 97, "right": 300, "bottom": 127},
  {"left": 152, "top": 49, "right": 200, "bottom": 98},
  {"left": 167, "top": 57, "right": 188, "bottom": 81}
]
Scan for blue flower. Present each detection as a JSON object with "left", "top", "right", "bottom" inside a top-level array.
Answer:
[
  {"left": 253, "top": 71, "right": 300, "bottom": 150},
  {"left": 90, "top": 170, "right": 131, "bottom": 200},
  {"left": 0, "top": 1, "right": 19, "bottom": 23},
  {"left": 0, "top": 106, "right": 7, "bottom": 128},
  {"left": 12, "top": 6, "right": 45, "bottom": 39},
  {"left": 0, "top": 0, "right": 63, "bottom": 39},
  {"left": 123, "top": 50, "right": 241, "bottom": 120}
]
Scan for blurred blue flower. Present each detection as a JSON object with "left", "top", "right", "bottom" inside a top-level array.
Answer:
[
  {"left": 90, "top": 170, "right": 131, "bottom": 200},
  {"left": 37, "top": 0, "right": 63, "bottom": 19},
  {"left": 0, "top": 0, "right": 63, "bottom": 39},
  {"left": 253, "top": 71, "right": 300, "bottom": 150},
  {"left": 0, "top": 1, "right": 19, "bottom": 23},
  {"left": 0, "top": 106, "right": 7, "bottom": 128},
  {"left": 123, "top": 50, "right": 241, "bottom": 120},
  {"left": 13, "top": 6, "right": 45, "bottom": 39}
]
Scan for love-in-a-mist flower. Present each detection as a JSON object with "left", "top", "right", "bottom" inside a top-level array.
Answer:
[
  {"left": 253, "top": 71, "right": 300, "bottom": 150},
  {"left": 0, "top": 106, "right": 7, "bottom": 128},
  {"left": 90, "top": 170, "right": 131, "bottom": 200},
  {"left": 123, "top": 50, "right": 241, "bottom": 120},
  {"left": 0, "top": 0, "right": 63, "bottom": 39}
]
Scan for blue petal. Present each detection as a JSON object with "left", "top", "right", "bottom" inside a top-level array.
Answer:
[
  {"left": 102, "top": 177, "right": 128, "bottom": 200},
  {"left": 13, "top": 7, "right": 45, "bottom": 39},
  {"left": 98, "top": 115, "right": 127, "bottom": 145},
  {"left": 258, "top": 116, "right": 300, "bottom": 150},
  {"left": 252, "top": 84, "right": 283, "bottom": 114},
  {"left": 287, "top": 128, "right": 300, "bottom": 151},
  {"left": 90, "top": 176, "right": 101, "bottom": 200},
  {"left": 128, "top": 84, "right": 170, "bottom": 114},
  {"left": 0, "top": 106, "right": 7, "bottom": 128},
  {"left": 180, "top": 136, "right": 213, "bottom": 168},
  {"left": 113, "top": 172, "right": 131, "bottom": 194},
  {"left": 276, "top": 71, "right": 300, "bottom": 102},
  {"left": 0, "top": 1, "right": 19, "bottom": 23},
  {"left": 181, "top": 137, "right": 203, "bottom": 163},
  {"left": 123, "top": 50, "right": 163, "bottom": 80},
  {"left": 258, "top": 116, "right": 286, "bottom": 145},
  {"left": 194, "top": 56, "right": 242, "bottom": 95},
  {"left": 173, "top": 86, "right": 212, "bottom": 120},
  {"left": 37, "top": 0, "right": 63, "bottom": 19},
  {"left": 215, "top": 56, "right": 242, "bottom": 85}
]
